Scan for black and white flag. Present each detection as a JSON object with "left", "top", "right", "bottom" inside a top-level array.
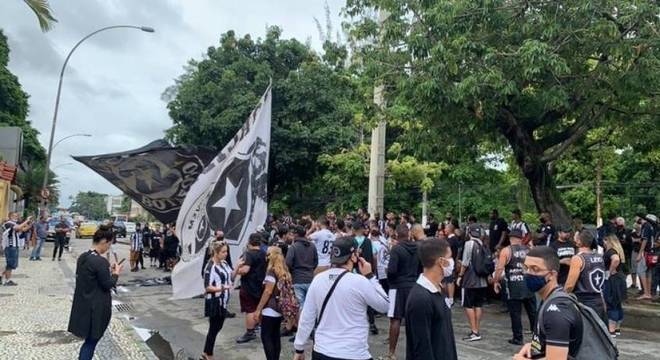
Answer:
[{"left": 172, "top": 84, "right": 271, "bottom": 299}]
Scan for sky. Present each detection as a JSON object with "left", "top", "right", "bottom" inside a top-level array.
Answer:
[{"left": 0, "top": 0, "right": 344, "bottom": 208}]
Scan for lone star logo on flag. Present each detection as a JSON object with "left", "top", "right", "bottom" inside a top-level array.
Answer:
[{"left": 206, "top": 157, "right": 250, "bottom": 245}]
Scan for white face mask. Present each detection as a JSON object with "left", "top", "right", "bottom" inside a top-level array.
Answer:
[{"left": 443, "top": 257, "right": 455, "bottom": 277}]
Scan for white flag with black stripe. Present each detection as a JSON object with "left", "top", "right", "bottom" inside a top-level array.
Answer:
[{"left": 172, "top": 84, "right": 271, "bottom": 299}]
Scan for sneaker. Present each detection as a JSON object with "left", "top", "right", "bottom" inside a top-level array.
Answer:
[
  {"left": 288, "top": 336, "right": 295, "bottom": 343},
  {"left": 462, "top": 332, "right": 481, "bottom": 341},
  {"left": 36, "top": 257, "right": 42, "bottom": 261},
  {"left": 226, "top": 311, "right": 236, "bottom": 318},
  {"left": 58, "top": 258, "right": 62, "bottom": 261},
  {"left": 508, "top": 339, "right": 523, "bottom": 345},
  {"left": 236, "top": 331, "right": 256, "bottom": 344},
  {"left": 615, "top": 329, "right": 621, "bottom": 336},
  {"left": 281, "top": 328, "right": 296, "bottom": 337},
  {"left": 3, "top": 280, "right": 17, "bottom": 286},
  {"left": 370, "top": 324, "right": 379, "bottom": 335},
  {"left": 610, "top": 332, "right": 617, "bottom": 339}
]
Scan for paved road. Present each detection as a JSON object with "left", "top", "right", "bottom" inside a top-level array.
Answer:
[{"left": 102, "top": 240, "right": 660, "bottom": 360}]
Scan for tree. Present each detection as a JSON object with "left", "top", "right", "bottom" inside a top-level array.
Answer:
[
  {"left": 21, "top": 0, "right": 58, "bottom": 32},
  {"left": 15, "top": 165, "right": 58, "bottom": 214},
  {"left": 346, "top": 0, "right": 660, "bottom": 226},
  {"left": 165, "top": 27, "right": 360, "bottom": 210},
  {"left": 69, "top": 191, "right": 109, "bottom": 220}
]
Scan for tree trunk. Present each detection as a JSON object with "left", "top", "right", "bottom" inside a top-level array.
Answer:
[{"left": 496, "top": 111, "right": 572, "bottom": 228}]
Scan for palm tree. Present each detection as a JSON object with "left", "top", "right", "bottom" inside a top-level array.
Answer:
[
  {"left": 16, "top": 165, "right": 59, "bottom": 214},
  {"left": 22, "top": 0, "right": 58, "bottom": 32}
]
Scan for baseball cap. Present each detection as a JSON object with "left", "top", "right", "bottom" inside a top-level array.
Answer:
[
  {"left": 351, "top": 220, "right": 365, "bottom": 230},
  {"left": 557, "top": 224, "right": 572, "bottom": 233},
  {"left": 509, "top": 229, "right": 523, "bottom": 239},
  {"left": 646, "top": 214, "right": 658, "bottom": 224},
  {"left": 468, "top": 224, "right": 482, "bottom": 238},
  {"left": 331, "top": 236, "right": 358, "bottom": 265}
]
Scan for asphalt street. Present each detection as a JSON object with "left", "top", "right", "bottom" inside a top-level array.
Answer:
[{"left": 89, "top": 237, "right": 660, "bottom": 360}]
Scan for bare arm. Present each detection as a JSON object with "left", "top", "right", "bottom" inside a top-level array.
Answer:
[
  {"left": 254, "top": 281, "right": 276, "bottom": 316},
  {"left": 564, "top": 255, "right": 583, "bottom": 293},
  {"left": 609, "top": 254, "right": 621, "bottom": 275},
  {"left": 493, "top": 247, "right": 509, "bottom": 284},
  {"left": 546, "top": 345, "right": 570, "bottom": 360}
]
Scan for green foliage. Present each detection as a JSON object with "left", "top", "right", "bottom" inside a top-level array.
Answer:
[
  {"left": 16, "top": 165, "right": 58, "bottom": 214},
  {"left": 165, "top": 27, "right": 359, "bottom": 211},
  {"left": 69, "top": 191, "right": 109, "bottom": 220},
  {"left": 345, "top": 0, "right": 660, "bottom": 225},
  {"left": 119, "top": 196, "right": 131, "bottom": 213},
  {"left": 22, "top": 0, "right": 58, "bottom": 32}
]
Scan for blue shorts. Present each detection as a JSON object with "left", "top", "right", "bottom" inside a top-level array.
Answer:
[
  {"left": 5, "top": 246, "right": 19, "bottom": 270},
  {"left": 293, "top": 283, "right": 310, "bottom": 308}
]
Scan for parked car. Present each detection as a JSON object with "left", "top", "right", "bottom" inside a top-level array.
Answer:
[
  {"left": 46, "top": 218, "right": 73, "bottom": 242},
  {"left": 113, "top": 222, "right": 127, "bottom": 238},
  {"left": 76, "top": 221, "right": 99, "bottom": 238}
]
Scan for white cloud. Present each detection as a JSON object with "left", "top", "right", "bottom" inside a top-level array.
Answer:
[{"left": 1, "top": 0, "right": 343, "bottom": 208}]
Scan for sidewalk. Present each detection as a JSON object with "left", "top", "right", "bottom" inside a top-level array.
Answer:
[{"left": 0, "top": 241, "right": 155, "bottom": 360}]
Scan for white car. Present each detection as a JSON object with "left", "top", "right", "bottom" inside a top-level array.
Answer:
[{"left": 124, "top": 221, "right": 136, "bottom": 234}]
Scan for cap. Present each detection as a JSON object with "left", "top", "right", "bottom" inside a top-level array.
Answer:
[
  {"left": 557, "top": 224, "right": 573, "bottom": 233},
  {"left": 468, "top": 224, "right": 482, "bottom": 238},
  {"left": 331, "top": 236, "right": 358, "bottom": 265},
  {"left": 509, "top": 229, "right": 523, "bottom": 239},
  {"left": 646, "top": 214, "right": 658, "bottom": 223},
  {"left": 351, "top": 220, "right": 365, "bottom": 230}
]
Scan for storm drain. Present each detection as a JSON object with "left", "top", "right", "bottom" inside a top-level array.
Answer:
[{"left": 113, "top": 303, "right": 135, "bottom": 312}]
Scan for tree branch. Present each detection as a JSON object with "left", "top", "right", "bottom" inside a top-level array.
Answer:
[{"left": 540, "top": 105, "right": 606, "bottom": 163}]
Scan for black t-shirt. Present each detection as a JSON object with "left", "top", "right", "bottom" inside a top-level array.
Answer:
[
  {"left": 537, "top": 224, "right": 556, "bottom": 247},
  {"left": 604, "top": 249, "right": 623, "bottom": 273},
  {"left": 447, "top": 235, "right": 460, "bottom": 262},
  {"left": 531, "top": 289, "right": 583, "bottom": 359},
  {"left": 641, "top": 222, "right": 656, "bottom": 252},
  {"left": 243, "top": 249, "right": 266, "bottom": 299},
  {"left": 549, "top": 239, "right": 576, "bottom": 285},
  {"left": 489, "top": 217, "right": 508, "bottom": 253}
]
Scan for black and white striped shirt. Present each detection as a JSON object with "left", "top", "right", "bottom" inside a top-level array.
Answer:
[
  {"left": 130, "top": 232, "right": 144, "bottom": 251},
  {"left": 204, "top": 260, "right": 233, "bottom": 309},
  {"left": 2, "top": 221, "right": 19, "bottom": 248}
]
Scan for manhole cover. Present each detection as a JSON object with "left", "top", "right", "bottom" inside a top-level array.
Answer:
[{"left": 114, "top": 303, "right": 135, "bottom": 312}]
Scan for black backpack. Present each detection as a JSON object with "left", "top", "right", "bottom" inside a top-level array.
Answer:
[
  {"left": 470, "top": 239, "right": 494, "bottom": 277},
  {"left": 538, "top": 291, "right": 618, "bottom": 360}
]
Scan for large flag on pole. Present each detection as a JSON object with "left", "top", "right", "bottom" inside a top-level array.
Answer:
[
  {"left": 172, "top": 84, "right": 272, "bottom": 299},
  {"left": 73, "top": 140, "right": 215, "bottom": 224}
]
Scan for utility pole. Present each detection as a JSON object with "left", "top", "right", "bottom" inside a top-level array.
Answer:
[
  {"left": 458, "top": 183, "right": 463, "bottom": 226},
  {"left": 595, "top": 157, "right": 603, "bottom": 227},
  {"left": 368, "top": 10, "right": 388, "bottom": 220},
  {"left": 421, "top": 190, "right": 428, "bottom": 227}
]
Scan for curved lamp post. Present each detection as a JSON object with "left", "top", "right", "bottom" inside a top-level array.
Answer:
[
  {"left": 52, "top": 133, "right": 92, "bottom": 150},
  {"left": 41, "top": 25, "right": 155, "bottom": 206}
]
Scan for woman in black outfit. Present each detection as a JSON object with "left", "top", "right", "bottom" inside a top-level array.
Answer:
[
  {"left": 68, "top": 225, "right": 124, "bottom": 360},
  {"left": 603, "top": 234, "right": 627, "bottom": 337},
  {"left": 202, "top": 241, "right": 236, "bottom": 360},
  {"left": 254, "top": 246, "right": 294, "bottom": 360}
]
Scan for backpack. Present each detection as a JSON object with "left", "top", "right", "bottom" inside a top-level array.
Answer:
[
  {"left": 276, "top": 276, "right": 300, "bottom": 323},
  {"left": 538, "top": 291, "right": 618, "bottom": 360},
  {"left": 470, "top": 239, "right": 494, "bottom": 277}
]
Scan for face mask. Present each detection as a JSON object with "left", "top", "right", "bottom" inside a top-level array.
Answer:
[
  {"left": 524, "top": 273, "right": 548, "bottom": 293},
  {"left": 443, "top": 258, "right": 455, "bottom": 277}
]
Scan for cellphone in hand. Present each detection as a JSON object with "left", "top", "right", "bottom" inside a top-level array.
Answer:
[{"left": 117, "top": 258, "right": 126, "bottom": 265}]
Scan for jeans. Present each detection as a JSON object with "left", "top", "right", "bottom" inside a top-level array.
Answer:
[
  {"left": 53, "top": 237, "right": 65, "bottom": 259},
  {"left": 293, "top": 283, "right": 310, "bottom": 308},
  {"left": 31, "top": 237, "right": 45, "bottom": 259},
  {"left": 79, "top": 337, "right": 99, "bottom": 360},
  {"left": 261, "top": 315, "right": 282, "bottom": 360},
  {"left": 203, "top": 312, "right": 226, "bottom": 355},
  {"left": 650, "top": 265, "right": 660, "bottom": 296},
  {"left": 607, "top": 303, "right": 624, "bottom": 323},
  {"left": 507, "top": 297, "right": 537, "bottom": 342}
]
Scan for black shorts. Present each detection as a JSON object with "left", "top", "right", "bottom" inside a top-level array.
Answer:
[
  {"left": 462, "top": 287, "right": 487, "bottom": 309},
  {"left": 239, "top": 288, "right": 259, "bottom": 313},
  {"left": 388, "top": 287, "right": 411, "bottom": 320},
  {"left": 442, "top": 275, "right": 455, "bottom": 285}
]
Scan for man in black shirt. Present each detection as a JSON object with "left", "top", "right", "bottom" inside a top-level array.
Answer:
[
  {"left": 236, "top": 233, "right": 267, "bottom": 344},
  {"left": 548, "top": 226, "right": 576, "bottom": 286},
  {"left": 535, "top": 212, "right": 556, "bottom": 247},
  {"left": 489, "top": 209, "right": 508, "bottom": 253},
  {"left": 406, "top": 238, "right": 457, "bottom": 360},
  {"left": 514, "top": 246, "right": 583, "bottom": 360}
]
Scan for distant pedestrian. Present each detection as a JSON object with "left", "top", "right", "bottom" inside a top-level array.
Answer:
[
  {"left": 130, "top": 223, "right": 144, "bottom": 272},
  {"left": 1, "top": 212, "right": 32, "bottom": 286},
  {"left": 68, "top": 225, "right": 124, "bottom": 360},
  {"left": 405, "top": 238, "right": 457, "bottom": 360},
  {"left": 535, "top": 212, "right": 556, "bottom": 247},
  {"left": 29, "top": 216, "right": 48, "bottom": 261},
  {"left": 309, "top": 217, "right": 335, "bottom": 275},
  {"left": 285, "top": 225, "right": 318, "bottom": 324},
  {"left": 53, "top": 216, "right": 70, "bottom": 261},
  {"left": 548, "top": 225, "right": 576, "bottom": 286},
  {"left": 163, "top": 223, "right": 179, "bottom": 271},
  {"left": 149, "top": 225, "right": 161, "bottom": 267},
  {"left": 201, "top": 241, "right": 235, "bottom": 360},
  {"left": 602, "top": 234, "right": 627, "bottom": 337},
  {"left": 510, "top": 209, "right": 530, "bottom": 246},
  {"left": 457, "top": 224, "right": 491, "bottom": 342}
]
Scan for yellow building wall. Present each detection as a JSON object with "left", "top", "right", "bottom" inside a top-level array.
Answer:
[{"left": 0, "top": 180, "right": 9, "bottom": 221}]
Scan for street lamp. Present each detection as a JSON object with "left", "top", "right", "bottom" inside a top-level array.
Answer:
[
  {"left": 41, "top": 25, "right": 155, "bottom": 206},
  {"left": 52, "top": 133, "right": 92, "bottom": 150},
  {"left": 52, "top": 162, "right": 75, "bottom": 170}
]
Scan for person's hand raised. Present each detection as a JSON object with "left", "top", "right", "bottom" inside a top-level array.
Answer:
[{"left": 357, "top": 256, "right": 372, "bottom": 276}]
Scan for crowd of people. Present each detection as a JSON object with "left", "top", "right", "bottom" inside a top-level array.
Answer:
[
  {"left": 193, "top": 208, "right": 659, "bottom": 360},
  {"left": 2, "top": 208, "right": 659, "bottom": 360}
]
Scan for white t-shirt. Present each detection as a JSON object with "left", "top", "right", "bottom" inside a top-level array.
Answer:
[
  {"left": 374, "top": 236, "right": 390, "bottom": 280},
  {"left": 294, "top": 268, "right": 389, "bottom": 359},
  {"left": 262, "top": 273, "right": 282, "bottom": 317},
  {"left": 309, "top": 228, "right": 336, "bottom": 267}
]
